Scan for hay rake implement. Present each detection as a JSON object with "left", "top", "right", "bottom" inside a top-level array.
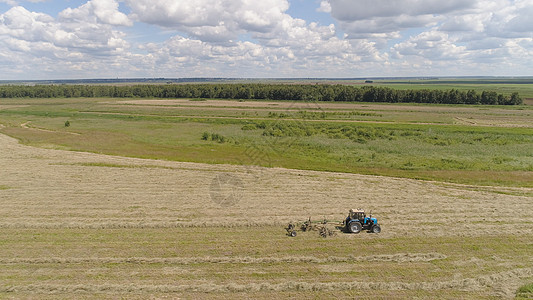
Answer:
[{"left": 286, "top": 209, "right": 381, "bottom": 238}]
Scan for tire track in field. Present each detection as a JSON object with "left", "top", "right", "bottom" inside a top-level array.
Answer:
[
  {"left": 1, "top": 267, "right": 531, "bottom": 297},
  {"left": 0, "top": 253, "right": 447, "bottom": 265},
  {"left": 19, "top": 121, "right": 80, "bottom": 135}
]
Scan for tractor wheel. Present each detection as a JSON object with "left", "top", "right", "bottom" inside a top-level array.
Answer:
[
  {"left": 371, "top": 224, "right": 381, "bottom": 234},
  {"left": 290, "top": 231, "right": 297, "bottom": 237},
  {"left": 348, "top": 222, "right": 362, "bottom": 234}
]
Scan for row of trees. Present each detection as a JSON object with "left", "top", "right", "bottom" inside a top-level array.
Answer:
[{"left": 0, "top": 84, "right": 523, "bottom": 105}]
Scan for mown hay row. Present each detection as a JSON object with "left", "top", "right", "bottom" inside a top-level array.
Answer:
[
  {"left": 0, "top": 221, "right": 279, "bottom": 229},
  {"left": 1, "top": 267, "right": 531, "bottom": 295},
  {"left": 0, "top": 253, "right": 447, "bottom": 265},
  {"left": 1, "top": 221, "right": 533, "bottom": 238}
]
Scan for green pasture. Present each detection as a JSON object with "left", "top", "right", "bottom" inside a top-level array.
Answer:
[{"left": 0, "top": 97, "right": 531, "bottom": 187}]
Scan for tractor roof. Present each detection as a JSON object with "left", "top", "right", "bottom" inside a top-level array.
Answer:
[{"left": 350, "top": 209, "right": 365, "bottom": 213}]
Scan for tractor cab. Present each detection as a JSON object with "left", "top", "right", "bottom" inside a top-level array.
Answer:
[
  {"left": 345, "top": 208, "right": 381, "bottom": 234},
  {"left": 348, "top": 209, "right": 366, "bottom": 221}
]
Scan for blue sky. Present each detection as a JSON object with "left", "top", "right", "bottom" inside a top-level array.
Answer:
[{"left": 0, "top": 0, "right": 532, "bottom": 79}]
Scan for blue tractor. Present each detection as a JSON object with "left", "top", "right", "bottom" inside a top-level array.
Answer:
[{"left": 344, "top": 209, "right": 381, "bottom": 234}]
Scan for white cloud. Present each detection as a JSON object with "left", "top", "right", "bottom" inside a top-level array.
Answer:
[
  {"left": 1, "top": 7, "right": 57, "bottom": 42},
  {"left": 1, "top": 0, "right": 533, "bottom": 78},
  {"left": 1, "top": 0, "right": 383, "bottom": 79},
  {"left": 314, "top": 0, "right": 533, "bottom": 75},
  {"left": 133, "top": 26, "right": 390, "bottom": 78},
  {"left": 0, "top": 0, "right": 17, "bottom": 6},
  {"left": 326, "top": 0, "right": 477, "bottom": 39},
  {"left": 317, "top": 1, "right": 331, "bottom": 13},
  {"left": 59, "top": 0, "right": 132, "bottom": 26},
  {"left": 501, "top": 1, "right": 533, "bottom": 35},
  {"left": 0, "top": 4, "right": 132, "bottom": 78},
  {"left": 125, "top": 0, "right": 289, "bottom": 42},
  {"left": 392, "top": 31, "right": 467, "bottom": 61},
  {"left": 439, "top": 13, "right": 488, "bottom": 32},
  {"left": 330, "top": 0, "right": 473, "bottom": 21},
  {"left": 1, "top": 0, "right": 51, "bottom": 6},
  {"left": 121, "top": 0, "right": 387, "bottom": 76}
]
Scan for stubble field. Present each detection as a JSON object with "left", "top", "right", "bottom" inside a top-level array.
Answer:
[{"left": 0, "top": 97, "right": 532, "bottom": 298}]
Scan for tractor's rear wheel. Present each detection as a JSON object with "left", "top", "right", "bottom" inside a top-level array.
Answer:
[
  {"left": 290, "top": 231, "right": 297, "bottom": 237},
  {"left": 348, "top": 222, "right": 362, "bottom": 234},
  {"left": 371, "top": 224, "right": 381, "bottom": 234}
]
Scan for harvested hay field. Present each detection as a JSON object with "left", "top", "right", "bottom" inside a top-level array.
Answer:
[
  {"left": 116, "top": 98, "right": 533, "bottom": 117},
  {"left": 1, "top": 133, "right": 532, "bottom": 299}
]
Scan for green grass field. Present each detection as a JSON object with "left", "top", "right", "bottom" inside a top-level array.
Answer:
[{"left": 0, "top": 97, "right": 531, "bottom": 187}]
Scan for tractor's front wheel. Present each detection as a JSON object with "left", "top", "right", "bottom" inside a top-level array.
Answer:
[
  {"left": 348, "top": 222, "right": 362, "bottom": 234},
  {"left": 371, "top": 224, "right": 381, "bottom": 234},
  {"left": 290, "top": 230, "right": 297, "bottom": 237}
]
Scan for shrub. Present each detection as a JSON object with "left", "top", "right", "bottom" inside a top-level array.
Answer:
[
  {"left": 241, "top": 124, "right": 257, "bottom": 130},
  {"left": 516, "top": 283, "right": 533, "bottom": 299},
  {"left": 202, "top": 132, "right": 228, "bottom": 143}
]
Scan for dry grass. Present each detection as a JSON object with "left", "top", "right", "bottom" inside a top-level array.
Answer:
[
  {"left": 115, "top": 99, "right": 526, "bottom": 112},
  {"left": 1, "top": 130, "right": 531, "bottom": 235},
  {"left": 1, "top": 132, "right": 532, "bottom": 298},
  {"left": 0, "top": 253, "right": 447, "bottom": 265},
  {"left": 1, "top": 267, "right": 531, "bottom": 293},
  {"left": 114, "top": 99, "right": 533, "bottom": 128}
]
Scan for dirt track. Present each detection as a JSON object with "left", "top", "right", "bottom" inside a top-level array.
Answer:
[{"left": 1, "top": 132, "right": 532, "bottom": 237}]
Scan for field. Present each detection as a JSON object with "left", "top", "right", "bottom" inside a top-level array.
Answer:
[
  {"left": 0, "top": 94, "right": 532, "bottom": 298},
  {"left": 0, "top": 97, "right": 532, "bottom": 186}
]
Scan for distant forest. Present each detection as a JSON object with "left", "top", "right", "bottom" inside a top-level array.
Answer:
[{"left": 0, "top": 84, "right": 523, "bottom": 105}]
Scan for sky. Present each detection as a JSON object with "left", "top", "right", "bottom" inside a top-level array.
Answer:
[{"left": 0, "top": 0, "right": 532, "bottom": 80}]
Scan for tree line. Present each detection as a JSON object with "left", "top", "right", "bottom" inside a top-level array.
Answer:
[{"left": 0, "top": 84, "right": 523, "bottom": 105}]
